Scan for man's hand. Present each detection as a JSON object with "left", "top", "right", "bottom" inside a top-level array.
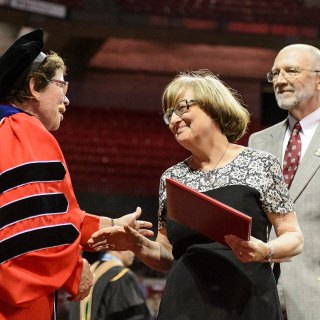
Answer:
[{"left": 68, "top": 258, "right": 93, "bottom": 301}]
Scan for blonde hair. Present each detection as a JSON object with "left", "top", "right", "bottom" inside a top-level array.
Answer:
[{"left": 161, "top": 70, "right": 250, "bottom": 142}]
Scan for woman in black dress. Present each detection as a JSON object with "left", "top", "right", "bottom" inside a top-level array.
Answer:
[{"left": 89, "top": 70, "right": 304, "bottom": 320}]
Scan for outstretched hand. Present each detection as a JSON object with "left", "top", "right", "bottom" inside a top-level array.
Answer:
[
  {"left": 114, "top": 207, "right": 153, "bottom": 234},
  {"left": 88, "top": 207, "right": 154, "bottom": 251},
  {"left": 88, "top": 225, "right": 142, "bottom": 252}
]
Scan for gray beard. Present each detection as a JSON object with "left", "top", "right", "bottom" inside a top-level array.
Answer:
[{"left": 275, "top": 94, "right": 297, "bottom": 111}]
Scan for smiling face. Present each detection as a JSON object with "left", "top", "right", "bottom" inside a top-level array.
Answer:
[
  {"left": 162, "top": 71, "right": 249, "bottom": 144},
  {"left": 272, "top": 45, "right": 320, "bottom": 115},
  {"left": 168, "top": 88, "right": 218, "bottom": 150},
  {"left": 31, "top": 68, "right": 69, "bottom": 131}
]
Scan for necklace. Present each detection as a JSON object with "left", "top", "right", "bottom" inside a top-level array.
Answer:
[
  {"left": 189, "top": 141, "right": 230, "bottom": 172},
  {"left": 212, "top": 141, "right": 229, "bottom": 170}
]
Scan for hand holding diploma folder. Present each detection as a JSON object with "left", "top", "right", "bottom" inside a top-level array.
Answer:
[{"left": 166, "top": 178, "right": 252, "bottom": 246}]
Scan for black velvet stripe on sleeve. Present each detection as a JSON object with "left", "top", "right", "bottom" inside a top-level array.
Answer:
[
  {"left": 0, "top": 224, "right": 79, "bottom": 264},
  {"left": 0, "top": 193, "right": 68, "bottom": 230},
  {"left": 0, "top": 161, "right": 66, "bottom": 194}
]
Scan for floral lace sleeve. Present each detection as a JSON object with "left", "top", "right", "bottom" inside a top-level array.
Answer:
[
  {"left": 249, "top": 151, "right": 295, "bottom": 214},
  {"left": 158, "top": 174, "right": 167, "bottom": 230}
]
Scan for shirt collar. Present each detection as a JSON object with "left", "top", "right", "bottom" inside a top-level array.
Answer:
[
  {"left": 288, "top": 108, "right": 320, "bottom": 136},
  {"left": 100, "top": 252, "right": 123, "bottom": 264}
]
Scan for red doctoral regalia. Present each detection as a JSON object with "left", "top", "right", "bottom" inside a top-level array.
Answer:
[{"left": 0, "top": 105, "right": 99, "bottom": 320}]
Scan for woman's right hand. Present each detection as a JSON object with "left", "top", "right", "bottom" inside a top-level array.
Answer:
[{"left": 88, "top": 225, "right": 144, "bottom": 252}]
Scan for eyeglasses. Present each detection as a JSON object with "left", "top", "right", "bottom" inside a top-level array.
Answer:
[
  {"left": 266, "top": 67, "right": 320, "bottom": 83},
  {"left": 163, "top": 99, "right": 198, "bottom": 125},
  {"left": 50, "top": 79, "right": 69, "bottom": 95}
]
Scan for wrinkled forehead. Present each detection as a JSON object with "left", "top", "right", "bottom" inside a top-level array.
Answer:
[{"left": 273, "top": 47, "right": 314, "bottom": 69}]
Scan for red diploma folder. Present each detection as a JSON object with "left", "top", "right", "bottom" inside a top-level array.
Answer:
[{"left": 166, "top": 178, "right": 252, "bottom": 246}]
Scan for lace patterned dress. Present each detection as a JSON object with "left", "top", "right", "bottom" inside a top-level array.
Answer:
[{"left": 157, "top": 147, "right": 294, "bottom": 320}]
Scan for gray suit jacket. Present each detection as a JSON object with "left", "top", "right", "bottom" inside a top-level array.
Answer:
[{"left": 248, "top": 119, "right": 320, "bottom": 320}]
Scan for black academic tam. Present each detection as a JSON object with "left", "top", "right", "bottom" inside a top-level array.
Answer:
[{"left": 0, "top": 29, "right": 44, "bottom": 99}]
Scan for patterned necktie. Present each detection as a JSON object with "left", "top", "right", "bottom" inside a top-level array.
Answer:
[{"left": 283, "top": 122, "right": 302, "bottom": 188}]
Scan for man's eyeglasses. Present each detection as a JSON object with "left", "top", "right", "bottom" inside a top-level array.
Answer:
[
  {"left": 266, "top": 67, "right": 320, "bottom": 83},
  {"left": 163, "top": 99, "right": 198, "bottom": 125},
  {"left": 50, "top": 79, "right": 69, "bottom": 95}
]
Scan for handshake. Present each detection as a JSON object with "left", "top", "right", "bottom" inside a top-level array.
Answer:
[{"left": 73, "top": 207, "right": 153, "bottom": 301}]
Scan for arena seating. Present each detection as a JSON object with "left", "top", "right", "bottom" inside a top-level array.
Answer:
[
  {"left": 118, "top": 0, "right": 320, "bottom": 27},
  {"left": 54, "top": 108, "right": 188, "bottom": 196},
  {"left": 53, "top": 107, "right": 263, "bottom": 196}
]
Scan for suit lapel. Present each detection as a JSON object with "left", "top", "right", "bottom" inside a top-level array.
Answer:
[
  {"left": 264, "top": 120, "right": 287, "bottom": 162},
  {"left": 290, "top": 124, "right": 320, "bottom": 201}
]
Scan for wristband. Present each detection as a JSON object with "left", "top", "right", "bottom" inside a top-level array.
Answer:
[{"left": 266, "top": 243, "right": 274, "bottom": 263}]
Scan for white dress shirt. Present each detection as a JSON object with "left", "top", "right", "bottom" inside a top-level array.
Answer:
[{"left": 282, "top": 107, "right": 320, "bottom": 163}]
